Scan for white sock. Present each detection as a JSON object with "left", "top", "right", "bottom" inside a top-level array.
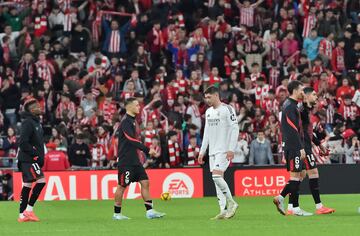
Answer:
[
  {"left": 26, "top": 205, "right": 33, "bottom": 212},
  {"left": 19, "top": 213, "right": 24, "bottom": 219},
  {"left": 288, "top": 204, "right": 293, "bottom": 210},
  {"left": 316, "top": 203, "right": 323, "bottom": 210},
  {"left": 213, "top": 175, "right": 234, "bottom": 202},
  {"left": 213, "top": 177, "right": 227, "bottom": 212},
  {"left": 277, "top": 195, "right": 284, "bottom": 200}
]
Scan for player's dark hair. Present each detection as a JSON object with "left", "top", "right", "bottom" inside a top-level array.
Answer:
[
  {"left": 287, "top": 80, "right": 303, "bottom": 95},
  {"left": 204, "top": 86, "right": 219, "bottom": 95},
  {"left": 124, "top": 97, "right": 137, "bottom": 107},
  {"left": 303, "top": 87, "right": 314, "bottom": 94}
]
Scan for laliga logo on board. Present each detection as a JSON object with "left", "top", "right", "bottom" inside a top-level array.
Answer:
[{"left": 162, "top": 172, "right": 194, "bottom": 198}]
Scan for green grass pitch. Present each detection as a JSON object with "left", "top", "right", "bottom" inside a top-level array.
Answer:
[{"left": 1, "top": 195, "right": 359, "bottom": 236}]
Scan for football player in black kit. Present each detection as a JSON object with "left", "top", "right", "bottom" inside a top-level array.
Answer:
[
  {"left": 17, "top": 98, "right": 46, "bottom": 222},
  {"left": 113, "top": 97, "right": 165, "bottom": 220},
  {"left": 286, "top": 87, "right": 335, "bottom": 215},
  {"left": 273, "top": 81, "right": 313, "bottom": 216}
]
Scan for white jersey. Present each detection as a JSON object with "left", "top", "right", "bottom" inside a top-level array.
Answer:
[{"left": 200, "top": 103, "right": 239, "bottom": 156}]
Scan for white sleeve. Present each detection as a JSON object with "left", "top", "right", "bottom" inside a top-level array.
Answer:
[
  {"left": 200, "top": 110, "right": 209, "bottom": 155},
  {"left": 226, "top": 106, "right": 239, "bottom": 153}
]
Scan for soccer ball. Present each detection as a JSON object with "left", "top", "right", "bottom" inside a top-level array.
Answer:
[{"left": 161, "top": 192, "right": 171, "bottom": 201}]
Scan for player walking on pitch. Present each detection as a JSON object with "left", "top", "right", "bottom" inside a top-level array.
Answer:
[
  {"left": 113, "top": 97, "right": 165, "bottom": 220},
  {"left": 274, "top": 81, "right": 312, "bottom": 216},
  {"left": 287, "top": 87, "right": 335, "bottom": 215},
  {"left": 17, "top": 98, "right": 47, "bottom": 222},
  {"left": 198, "top": 86, "right": 239, "bottom": 220}
]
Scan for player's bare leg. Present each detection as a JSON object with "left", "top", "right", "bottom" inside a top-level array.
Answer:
[
  {"left": 113, "top": 185, "right": 130, "bottom": 220},
  {"left": 140, "top": 180, "right": 165, "bottom": 219},
  {"left": 21, "top": 178, "right": 46, "bottom": 222},
  {"left": 307, "top": 168, "right": 335, "bottom": 214},
  {"left": 211, "top": 170, "right": 238, "bottom": 220}
]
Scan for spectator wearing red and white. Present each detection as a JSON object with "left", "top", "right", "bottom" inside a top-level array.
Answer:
[
  {"left": 336, "top": 78, "right": 355, "bottom": 101},
  {"left": 249, "top": 62, "right": 266, "bottom": 82},
  {"left": 262, "top": 89, "right": 279, "bottom": 116},
  {"left": 86, "top": 49, "right": 110, "bottom": 70},
  {"left": 239, "top": 76, "right": 269, "bottom": 107},
  {"left": 187, "top": 135, "right": 200, "bottom": 166},
  {"left": 177, "top": 94, "right": 187, "bottom": 115},
  {"left": 121, "top": 79, "right": 136, "bottom": 100},
  {"left": 56, "top": 92, "right": 76, "bottom": 120},
  {"left": 147, "top": 21, "right": 164, "bottom": 56},
  {"left": 300, "top": 3, "right": 317, "bottom": 38},
  {"left": 189, "top": 70, "right": 202, "bottom": 94},
  {"left": 161, "top": 77, "right": 177, "bottom": 108},
  {"left": 154, "top": 68, "right": 165, "bottom": 90},
  {"left": 105, "top": 57, "right": 123, "bottom": 80},
  {"left": 204, "top": 67, "right": 222, "bottom": 87},
  {"left": 338, "top": 94, "right": 359, "bottom": 121},
  {"left": 312, "top": 57, "right": 325, "bottom": 75},
  {"left": 143, "top": 136, "right": 162, "bottom": 169},
  {"left": 33, "top": 3, "right": 48, "bottom": 37},
  {"left": 35, "top": 51, "right": 56, "bottom": 86},
  {"left": 97, "top": 125, "right": 110, "bottom": 153},
  {"left": 1, "top": 36, "right": 11, "bottom": 66},
  {"left": 268, "top": 60, "right": 282, "bottom": 89},
  {"left": 186, "top": 27, "right": 208, "bottom": 53},
  {"left": 88, "top": 57, "right": 106, "bottom": 86},
  {"left": 43, "top": 142, "right": 70, "bottom": 171},
  {"left": 233, "top": 132, "right": 249, "bottom": 164},
  {"left": 91, "top": 141, "right": 107, "bottom": 167},
  {"left": 174, "top": 69, "right": 189, "bottom": 95},
  {"left": 186, "top": 94, "right": 202, "bottom": 132},
  {"left": 122, "top": 69, "right": 148, "bottom": 96},
  {"left": 144, "top": 121, "right": 157, "bottom": 148},
  {"left": 167, "top": 130, "right": 181, "bottom": 167},
  {"left": 331, "top": 38, "right": 346, "bottom": 75},
  {"left": 266, "top": 30, "right": 282, "bottom": 64},
  {"left": 99, "top": 92, "right": 117, "bottom": 124},
  {"left": 319, "top": 32, "right": 335, "bottom": 66},
  {"left": 235, "top": 0, "right": 264, "bottom": 27}
]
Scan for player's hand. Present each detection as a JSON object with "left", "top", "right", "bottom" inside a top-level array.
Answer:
[
  {"left": 148, "top": 149, "right": 157, "bottom": 157},
  {"left": 300, "top": 149, "right": 306, "bottom": 160},
  {"left": 226, "top": 151, "right": 234, "bottom": 161},
  {"left": 198, "top": 154, "right": 204, "bottom": 165}
]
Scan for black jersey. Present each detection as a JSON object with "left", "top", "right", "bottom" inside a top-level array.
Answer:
[
  {"left": 117, "top": 114, "right": 150, "bottom": 167},
  {"left": 281, "top": 98, "right": 304, "bottom": 152}
]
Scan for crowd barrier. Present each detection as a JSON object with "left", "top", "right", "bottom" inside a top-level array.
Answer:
[{"left": 11, "top": 164, "right": 360, "bottom": 201}]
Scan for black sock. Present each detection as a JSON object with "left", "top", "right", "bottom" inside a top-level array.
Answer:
[
  {"left": 144, "top": 200, "right": 153, "bottom": 211},
  {"left": 290, "top": 181, "right": 301, "bottom": 208},
  {"left": 28, "top": 183, "right": 46, "bottom": 207},
  {"left": 114, "top": 205, "right": 121, "bottom": 214},
  {"left": 19, "top": 186, "right": 31, "bottom": 213},
  {"left": 309, "top": 178, "right": 321, "bottom": 204},
  {"left": 280, "top": 182, "right": 291, "bottom": 198}
]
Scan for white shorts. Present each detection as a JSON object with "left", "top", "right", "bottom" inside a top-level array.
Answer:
[{"left": 209, "top": 153, "right": 230, "bottom": 172}]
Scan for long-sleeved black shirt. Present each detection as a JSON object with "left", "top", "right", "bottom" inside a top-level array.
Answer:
[
  {"left": 300, "top": 103, "right": 321, "bottom": 154},
  {"left": 281, "top": 98, "right": 304, "bottom": 152},
  {"left": 18, "top": 112, "right": 45, "bottom": 166},
  {"left": 68, "top": 143, "right": 91, "bottom": 167},
  {"left": 117, "top": 114, "right": 149, "bottom": 167}
]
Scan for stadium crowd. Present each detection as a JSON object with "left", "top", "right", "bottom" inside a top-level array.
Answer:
[{"left": 0, "top": 0, "right": 359, "bottom": 189}]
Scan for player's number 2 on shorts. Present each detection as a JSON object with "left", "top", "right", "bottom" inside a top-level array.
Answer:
[{"left": 125, "top": 171, "right": 130, "bottom": 184}]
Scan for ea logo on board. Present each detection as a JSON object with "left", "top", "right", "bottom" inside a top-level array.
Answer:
[{"left": 162, "top": 172, "right": 194, "bottom": 198}]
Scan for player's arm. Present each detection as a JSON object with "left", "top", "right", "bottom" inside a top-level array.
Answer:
[
  {"left": 121, "top": 120, "right": 150, "bottom": 154},
  {"left": 226, "top": 106, "right": 240, "bottom": 154},
  {"left": 18, "top": 120, "right": 38, "bottom": 158},
  {"left": 283, "top": 104, "right": 304, "bottom": 151}
]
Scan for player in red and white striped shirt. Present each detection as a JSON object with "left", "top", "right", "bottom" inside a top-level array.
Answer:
[{"left": 235, "top": 0, "right": 264, "bottom": 27}]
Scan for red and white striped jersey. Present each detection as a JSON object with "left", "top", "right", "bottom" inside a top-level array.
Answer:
[
  {"left": 109, "top": 30, "right": 121, "bottom": 53},
  {"left": 319, "top": 39, "right": 334, "bottom": 58},
  {"left": 239, "top": 6, "right": 255, "bottom": 27},
  {"left": 187, "top": 144, "right": 200, "bottom": 166},
  {"left": 254, "top": 84, "right": 270, "bottom": 107},
  {"left": 121, "top": 91, "right": 135, "bottom": 100},
  {"left": 56, "top": 101, "right": 76, "bottom": 119},
  {"left": 302, "top": 14, "right": 317, "bottom": 38},
  {"left": 269, "top": 68, "right": 281, "bottom": 89},
  {"left": 97, "top": 133, "right": 110, "bottom": 155},
  {"left": 174, "top": 77, "right": 188, "bottom": 95},
  {"left": 338, "top": 103, "right": 359, "bottom": 120},
  {"left": 262, "top": 98, "right": 279, "bottom": 115},
  {"left": 267, "top": 40, "right": 281, "bottom": 62},
  {"left": 34, "top": 15, "right": 47, "bottom": 37},
  {"left": 91, "top": 143, "right": 107, "bottom": 167},
  {"left": 36, "top": 61, "right": 55, "bottom": 85},
  {"left": 99, "top": 100, "right": 117, "bottom": 124}
]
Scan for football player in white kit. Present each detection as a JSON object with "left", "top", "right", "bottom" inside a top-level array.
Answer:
[{"left": 198, "top": 86, "right": 239, "bottom": 220}]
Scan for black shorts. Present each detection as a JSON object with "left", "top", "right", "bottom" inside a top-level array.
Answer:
[
  {"left": 118, "top": 165, "right": 149, "bottom": 187},
  {"left": 19, "top": 162, "right": 44, "bottom": 183},
  {"left": 284, "top": 149, "right": 303, "bottom": 172},
  {"left": 303, "top": 152, "right": 317, "bottom": 170}
]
